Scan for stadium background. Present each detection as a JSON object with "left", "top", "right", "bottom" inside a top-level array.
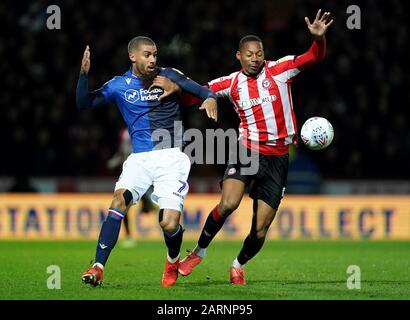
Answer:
[
  {"left": 1, "top": 0, "right": 409, "bottom": 240},
  {"left": 0, "top": 0, "right": 409, "bottom": 302},
  {"left": 2, "top": 0, "right": 409, "bottom": 181}
]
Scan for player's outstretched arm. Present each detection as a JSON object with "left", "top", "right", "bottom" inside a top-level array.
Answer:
[
  {"left": 305, "top": 9, "right": 333, "bottom": 40},
  {"left": 162, "top": 69, "right": 218, "bottom": 121},
  {"left": 76, "top": 45, "right": 107, "bottom": 110},
  {"left": 282, "top": 9, "right": 333, "bottom": 74},
  {"left": 150, "top": 76, "right": 205, "bottom": 106}
]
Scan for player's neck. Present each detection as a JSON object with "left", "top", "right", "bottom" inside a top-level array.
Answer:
[
  {"left": 242, "top": 61, "right": 265, "bottom": 77},
  {"left": 131, "top": 65, "right": 143, "bottom": 78}
]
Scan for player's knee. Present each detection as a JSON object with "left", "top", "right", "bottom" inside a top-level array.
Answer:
[
  {"left": 254, "top": 225, "right": 269, "bottom": 240},
  {"left": 160, "top": 220, "right": 179, "bottom": 233},
  {"left": 219, "top": 198, "right": 240, "bottom": 216},
  {"left": 111, "top": 190, "right": 129, "bottom": 211},
  {"left": 256, "top": 228, "right": 268, "bottom": 240},
  {"left": 159, "top": 215, "right": 179, "bottom": 233}
]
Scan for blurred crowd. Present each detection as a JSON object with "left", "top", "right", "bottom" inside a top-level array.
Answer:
[{"left": 1, "top": 0, "right": 409, "bottom": 180}]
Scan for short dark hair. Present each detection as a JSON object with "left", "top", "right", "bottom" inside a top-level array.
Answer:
[
  {"left": 128, "top": 36, "right": 156, "bottom": 53},
  {"left": 238, "top": 35, "right": 262, "bottom": 50}
]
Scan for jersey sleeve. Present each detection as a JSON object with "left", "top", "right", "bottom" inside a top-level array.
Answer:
[
  {"left": 267, "top": 38, "right": 327, "bottom": 82},
  {"left": 178, "top": 73, "right": 234, "bottom": 106},
  {"left": 76, "top": 73, "right": 110, "bottom": 109},
  {"left": 97, "top": 77, "right": 116, "bottom": 103},
  {"left": 208, "top": 75, "right": 233, "bottom": 98},
  {"left": 164, "top": 68, "right": 216, "bottom": 101}
]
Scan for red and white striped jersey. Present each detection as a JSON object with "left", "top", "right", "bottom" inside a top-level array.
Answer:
[{"left": 208, "top": 39, "right": 326, "bottom": 155}]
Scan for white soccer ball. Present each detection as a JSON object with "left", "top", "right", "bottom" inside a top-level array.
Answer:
[{"left": 300, "top": 117, "right": 334, "bottom": 150}]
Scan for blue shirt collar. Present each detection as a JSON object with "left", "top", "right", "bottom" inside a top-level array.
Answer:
[{"left": 124, "top": 67, "right": 140, "bottom": 78}]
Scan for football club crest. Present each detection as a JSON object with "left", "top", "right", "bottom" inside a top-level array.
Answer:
[
  {"left": 228, "top": 168, "right": 236, "bottom": 175},
  {"left": 262, "top": 78, "right": 272, "bottom": 89}
]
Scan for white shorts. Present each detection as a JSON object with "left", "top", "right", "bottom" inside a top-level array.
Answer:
[{"left": 114, "top": 147, "right": 191, "bottom": 212}]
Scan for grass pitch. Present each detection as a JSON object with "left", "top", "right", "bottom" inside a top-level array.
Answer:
[{"left": 0, "top": 240, "right": 409, "bottom": 300}]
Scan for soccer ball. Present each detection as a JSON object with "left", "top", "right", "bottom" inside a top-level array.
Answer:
[{"left": 300, "top": 117, "right": 334, "bottom": 150}]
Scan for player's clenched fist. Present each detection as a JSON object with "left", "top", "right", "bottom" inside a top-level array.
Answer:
[{"left": 80, "top": 45, "right": 91, "bottom": 74}]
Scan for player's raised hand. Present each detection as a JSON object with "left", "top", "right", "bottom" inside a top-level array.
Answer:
[
  {"left": 305, "top": 9, "right": 333, "bottom": 39},
  {"left": 149, "top": 76, "right": 181, "bottom": 101},
  {"left": 80, "top": 45, "right": 91, "bottom": 74},
  {"left": 199, "top": 97, "right": 218, "bottom": 122}
]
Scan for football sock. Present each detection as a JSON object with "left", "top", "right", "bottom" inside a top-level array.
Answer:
[
  {"left": 198, "top": 205, "right": 226, "bottom": 249},
  {"left": 232, "top": 258, "right": 243, "bottom": 269},
  {"left": 95, "top": 208, "right": 124, "bottom": 266},
  {"left": 93, "top": 262, "right": 104, "bottom": 270},
  {"left": 122, "top": 214, "right": 131, "bottom": 237},
  {"left": 237, "top": 235, "right": 265, "bottom": 265},
  {"left": 167, "top": 252, "right": 180, "bottom": 264},
  {"left": 163, "top": 224, "right": 183, "bottom": 260},
  {"left": 193, "top": 244, "right": 207, "bottom": 258}
]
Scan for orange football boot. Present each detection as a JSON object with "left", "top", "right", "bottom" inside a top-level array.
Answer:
[
  {"left": 230, "top": 266, "right": 246, "bottom": 285},
  {"left": 81, "top": 265, "right": 104, "bottom": 287},
  {"left": 161, "top": 259, "right": 179, "bottom": 287},
  {"left": 178, "top": 251, "right": 202, "bottom": 276}
]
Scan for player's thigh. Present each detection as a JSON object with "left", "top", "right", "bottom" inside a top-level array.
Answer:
[
  {"left": 151, "top": 148, "right": 191, "bottom": 212},
  {"left": 114, "top": 153, "right": 153, "bottom": 205}
]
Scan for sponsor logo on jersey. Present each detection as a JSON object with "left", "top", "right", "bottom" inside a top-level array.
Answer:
[
  {"left": 125, "top": 89, "right": 139, "bottom": 103},
  {"left": 237, "top": 95, "right": 277, "bottom": 108},
  {"left": 124, "top": 88, "right": 164, "bottom": 104},
  {"left": 125, "top": 78, "right": 131, "bottom": 85}
]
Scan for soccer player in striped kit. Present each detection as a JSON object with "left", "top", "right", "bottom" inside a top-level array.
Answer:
[
  {"left": 155, "top": 9, "right": 333, "bottom": 284},
  {"left": 77, "top": 36, "right": 217, "bottom": 287}
]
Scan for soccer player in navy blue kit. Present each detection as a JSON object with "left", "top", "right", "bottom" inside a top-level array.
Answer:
[{"left": 77, "top": 36, "right": 217, "bottom": 287}]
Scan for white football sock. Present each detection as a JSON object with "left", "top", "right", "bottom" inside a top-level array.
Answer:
[
  {"left": 93, "top": 262, "right": 104, "bottom": 270},
  {"left": 167, "top": 253, "right": 180, "bottom": 264},
  {"left": 193, "top": 244, "right": 206, "bottom": 258},
  {"left": 232, "top": 258, "right": 244, "bottom": 269}
]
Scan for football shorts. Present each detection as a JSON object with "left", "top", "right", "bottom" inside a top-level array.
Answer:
[{"left": 115, "top": 147, "right": 191, "bottom": 212}]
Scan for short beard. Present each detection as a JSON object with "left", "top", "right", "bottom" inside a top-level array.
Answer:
[{"left": 140, "top": 67, "right": 160, "bottom": 89}]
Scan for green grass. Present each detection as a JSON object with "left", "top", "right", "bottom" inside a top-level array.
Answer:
[{"left": 0, "top": 240, "right": 409, "bottom": 300}]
